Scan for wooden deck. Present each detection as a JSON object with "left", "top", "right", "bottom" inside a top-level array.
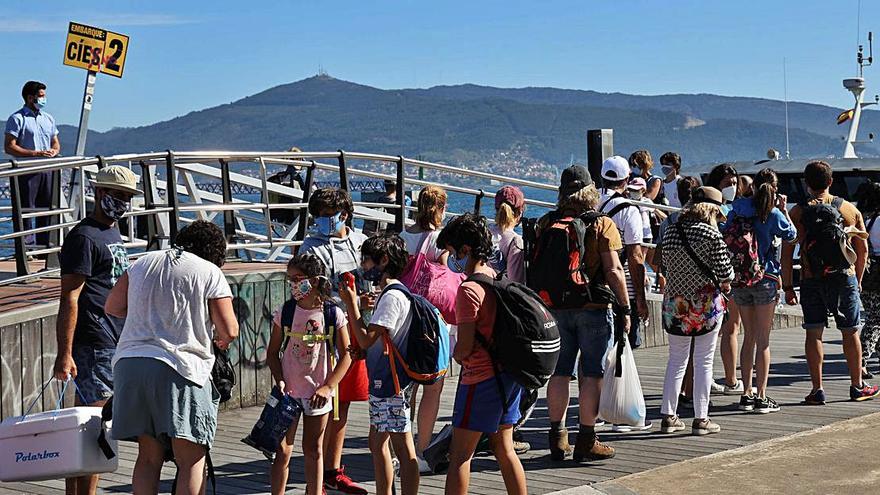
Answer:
[{"left": 2, "top": 326, "right": 878, "bottom": 495}]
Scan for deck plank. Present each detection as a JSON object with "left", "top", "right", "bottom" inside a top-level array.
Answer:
[{"left": 4, "top": 326, "right": 880, "bottom": 494}]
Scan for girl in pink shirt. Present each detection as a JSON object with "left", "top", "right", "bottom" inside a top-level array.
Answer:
[{"left": 266, "top": 253, "right": 352, "bottom": 495}]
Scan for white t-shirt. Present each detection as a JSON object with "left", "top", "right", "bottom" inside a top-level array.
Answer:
[
  {"left": 366, "top": 281, "right": 413, "bottom": 396},
  {"left": 399, "top": 228, "right": 446, "bottom": 263},
  {"left": 663, "top": 177, "right": 682, "bottom": 208},
  {"left": 113, "top": 249, "right": 233, "bottom": 385},
  {"left": 869, "top": 214, "right": 880, "bottom": 256},
  {"left": 600, "top": 190, "right": 644, "bottom": 246}
]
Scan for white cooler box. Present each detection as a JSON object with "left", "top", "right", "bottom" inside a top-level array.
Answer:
[{"left": 0, "top": 406, "right": 118, "bottom": 482}]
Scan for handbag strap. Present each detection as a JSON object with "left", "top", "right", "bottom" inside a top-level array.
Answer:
[{"left": 675, "top": 221, "right": 720, "bottom": 289}]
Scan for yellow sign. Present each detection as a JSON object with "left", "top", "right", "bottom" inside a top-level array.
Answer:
[{"left": 63, "top": 22, "right": 129, "bottom": 78}]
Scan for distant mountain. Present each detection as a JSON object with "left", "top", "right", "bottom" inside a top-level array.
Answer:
[
  {"left": 403, "top": 84, "right": 880, "bottom": 141},
  {"left": 58, "top": 76, "right": 870, "bottom": 181}
]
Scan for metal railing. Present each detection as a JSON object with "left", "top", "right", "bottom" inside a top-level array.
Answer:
[{"left": 0, "top": 150, "right": 559, "bottom": 285}]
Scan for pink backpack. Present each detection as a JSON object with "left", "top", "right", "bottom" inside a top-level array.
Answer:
[{"left": 399, "top": 232, "right": 464, "bottom": 324}]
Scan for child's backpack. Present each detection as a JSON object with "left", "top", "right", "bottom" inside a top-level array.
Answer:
[
  {"left": 380, "top": 284, "right": 451, "bottom": 392},
  {"left": 721, "top": 213, "right": 765, "bottom": 288},
  {"left": 466, "top": 273, "right": 560, "bottom": 391},
  {"left": 800, "top": 197, "right": 853, "bottom": 278},
  {"left": 526, "top": 211, "right": 615, "bottom": 309}
]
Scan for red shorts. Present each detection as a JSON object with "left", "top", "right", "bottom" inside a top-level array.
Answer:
[{"left": 338, "top": 359, "right": 368, "bottom": 402}]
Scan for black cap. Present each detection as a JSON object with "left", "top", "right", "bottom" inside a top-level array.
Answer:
[{"left": 559, "top": 165, "right": 593, "bottom": 195}]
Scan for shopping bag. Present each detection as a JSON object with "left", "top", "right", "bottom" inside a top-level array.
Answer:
[
  {"left": 598, "top": 338, "right": 646, "bottom": 427},
  {"left": 241, "top": 386, "right": 302, "bottom": 459}
]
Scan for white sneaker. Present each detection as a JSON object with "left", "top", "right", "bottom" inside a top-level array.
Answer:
[
  {"left": 611, "top": 421, "right": 653, "bottom": 433},
  {"left": 722, "top": 380, "right": 745, "bottom": 395},
  {"left": 710, "top": 381, "right": 726, "bottom": 395},
  {"left": 417, "top": 456, "right": 431, "bottom": 474}
]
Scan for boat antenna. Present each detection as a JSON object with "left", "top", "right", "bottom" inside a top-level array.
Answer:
[{"left": 783, "top": 57, "right": 791, "bottom": 159}]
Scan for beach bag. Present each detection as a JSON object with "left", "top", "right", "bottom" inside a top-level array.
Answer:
[
  {"left": 0, "top": 379, "right": 117, "bottom": 482},
  {"left": 598, "top": 337, "right": 646, "bottom": 427},
  {"left": 399, "top": 231, "right": 465, "bottom": 323},
  {"left": 722, "top": 213, "right": 764, "bottom": 288},
  {"left": 662, "top": 222, "right": 727, "bottom": 337},
  {"left": 211, "top": 343, "right": 236, "bottom": 404},
  {"left": 241, "top": 385, "right": 303, "bottom": 460},
  {"left": 381, "top": 284, "right": 451, "bottom": 392},
  {"left": 800, "top": 197, "right": 853, "bottom": 278},
  {"left": 467, "top": 273, "right": 560, "bottom": 390},
  {"left": 527, "top": 211, "right": 615, "bottom": 309}
]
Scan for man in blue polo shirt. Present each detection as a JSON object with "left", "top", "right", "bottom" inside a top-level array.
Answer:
[{"left": 4, "top": 80, "right": 61, "bottom": 247}]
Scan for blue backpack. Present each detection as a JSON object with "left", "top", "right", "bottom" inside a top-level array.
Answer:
[{"left": 379, "top": 284, "right": 451, "bottom": 393}]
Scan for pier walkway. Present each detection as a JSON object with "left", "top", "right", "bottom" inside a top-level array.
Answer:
[{"left": 1, "top": 326, "right": 877, "bottom": 494}]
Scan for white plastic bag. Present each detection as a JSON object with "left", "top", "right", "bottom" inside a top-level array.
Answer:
[{"left": 598, "top": 338, "right": 646, "bottom": 426}]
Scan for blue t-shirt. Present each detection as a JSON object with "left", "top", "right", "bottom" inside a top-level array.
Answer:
[
  {"left": 728, "top": 198, "right": 797, "bottom": 277},
  {"left": 5, "top": 106, "right": 58, "bottom": 152},
  {"left": 59, "top": 217, "right": 130, "bottom": 349}
]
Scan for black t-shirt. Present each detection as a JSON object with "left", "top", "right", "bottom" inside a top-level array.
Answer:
[{"left": 59, "top": 217, "right": 130, "bottom": 349}]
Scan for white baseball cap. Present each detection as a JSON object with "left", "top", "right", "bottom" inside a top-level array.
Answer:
[{"left": 601, "top": 156, "right": 631, "bottom": 181}]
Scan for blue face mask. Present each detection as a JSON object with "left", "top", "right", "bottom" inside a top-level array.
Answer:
[
  {"left": 447, "top": 252, "right": 469, "bottom": 274},
  {"left": 34, "top": 96, "right": 46, "bottom": 109},
  {"left": 315, "top": 212, "right": 344, "bottom": 236}
]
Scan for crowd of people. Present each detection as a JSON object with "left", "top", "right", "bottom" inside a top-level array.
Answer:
[{"left": 47, "top": 148, "right": 880, "bottom": 494}]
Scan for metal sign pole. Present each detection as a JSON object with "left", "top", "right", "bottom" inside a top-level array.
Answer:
[
  {"left": 75, "top": 70, "right": 96, "bottom": 156},
  {"left": 67, "top": 70, "right": 96, "bottom": 222}
]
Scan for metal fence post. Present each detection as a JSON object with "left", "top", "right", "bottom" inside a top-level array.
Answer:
[
  {"left": 165, "top": 150, "right": 179, "bottom": 245},
  {"left": 219, "top": 158, "right": 236, "bottom": 241},
  {"left": 139, "top": 160, "right": 159, "bottom": 249},
  {"left": 337, "top": 150, "right": 349, "bottom": 192},
  {"left": 46, "top": 167, "right": 62, "bottom": 269},
  {"left": 296, "top": 161, "right": 317, "bottom": 244},
  {"left": 395, "top": 156, "right": 406, "bottom": 232},
  {"left": 9, "top": 160, "right": 29, "bottom": 276},
  {"left": 473, "top": 189, "right": 485, "bottom": 215}
]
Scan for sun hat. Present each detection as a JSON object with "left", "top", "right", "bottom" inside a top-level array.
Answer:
[{"left": 90, "top": 165, "right": 141, "bottom": 195}]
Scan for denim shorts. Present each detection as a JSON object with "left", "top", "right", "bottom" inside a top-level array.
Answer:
[
  {"left": 72, "top": 345, "right": 114, "bottom": 405},
  {"left": 800, "top": 274, "right": 861, "bottom": 332},
  {"left": 552, "top": 308, "right": 614, "bottom": 378},
  {"left": 112, "top": 357, "right": 220, "bottom": 448},
  {"left": 732, "top": 278, "right": 779, "bottom": 307},
  {"left": 452, "top": 372, "right": 523, "bottom": 434}
]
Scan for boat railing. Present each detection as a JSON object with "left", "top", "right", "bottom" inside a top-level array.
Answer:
[{"left": 0, "top": 150, "right": 558, "bottom": 285}]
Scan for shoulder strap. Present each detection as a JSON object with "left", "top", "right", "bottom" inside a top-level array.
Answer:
[
  {"left": 605, "top": 201, "right": 634, "bottom": 219},
  {"left": 675, "top": 222, "right": 720, "bottom": 289},
  {"left": 280, "top": 299, "right": 297, "bottom": 328},
  {"left": 599, "top": 192, "right": 623, "bottom": 213},
  {"left": 831, "top": 196, "right": 845, "bottom": 210}
]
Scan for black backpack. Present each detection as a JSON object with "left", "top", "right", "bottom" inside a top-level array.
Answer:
[
  {"left": 526, "top": 211, "right": 615, "bottom": 309},
  {"left": 800, "top": 197, "right": 852, "bottom": 277},
  {"left": 212, "top": 343, "right": 236, "bottom": 404},
  {"left": 466, "top": 273, "right": 560, "bottom": 391}
]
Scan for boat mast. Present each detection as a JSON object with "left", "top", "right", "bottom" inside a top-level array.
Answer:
[{"left": 843, "top": 31, "right": 875, "bottom": 158}]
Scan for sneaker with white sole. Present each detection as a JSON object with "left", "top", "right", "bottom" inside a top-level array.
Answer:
[
  {"left": 692, "top": 418, "right": 721, "bottom": 436},
  {"left": 722, "top": 380, "right": 744, "bottom": 395},
  {"left": 660, "top": 415, "right": 685, "bottom": 433},
  {"left": 710, "top": 381, "right": 726, "bottom": 395},
  {"left": 611, "top": 421, "right": 653, "bottom": 433},
  {"left": 753, "top": 396, "right": 781, "bottom": 414}
]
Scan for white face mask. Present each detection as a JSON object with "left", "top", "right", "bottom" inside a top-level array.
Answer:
[
  {"left": 721, "top": 185, "right": 737, "bottom": 202},
  {"left": 627, "top": 190, "right": 644, "bottom": 201}
]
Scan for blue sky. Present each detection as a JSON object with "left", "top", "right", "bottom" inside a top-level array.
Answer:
[{"left": 1, "top": 0, "right": 877, "bottom": 131}]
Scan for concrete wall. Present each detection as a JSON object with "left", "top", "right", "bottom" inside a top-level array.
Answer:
[{"left": 0, "top": 275, "right": 804, "bottom": 420}]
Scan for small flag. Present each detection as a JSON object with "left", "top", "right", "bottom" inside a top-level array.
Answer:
[{"left": 837, "top": 108, "right": 855, "bottom": 125}]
